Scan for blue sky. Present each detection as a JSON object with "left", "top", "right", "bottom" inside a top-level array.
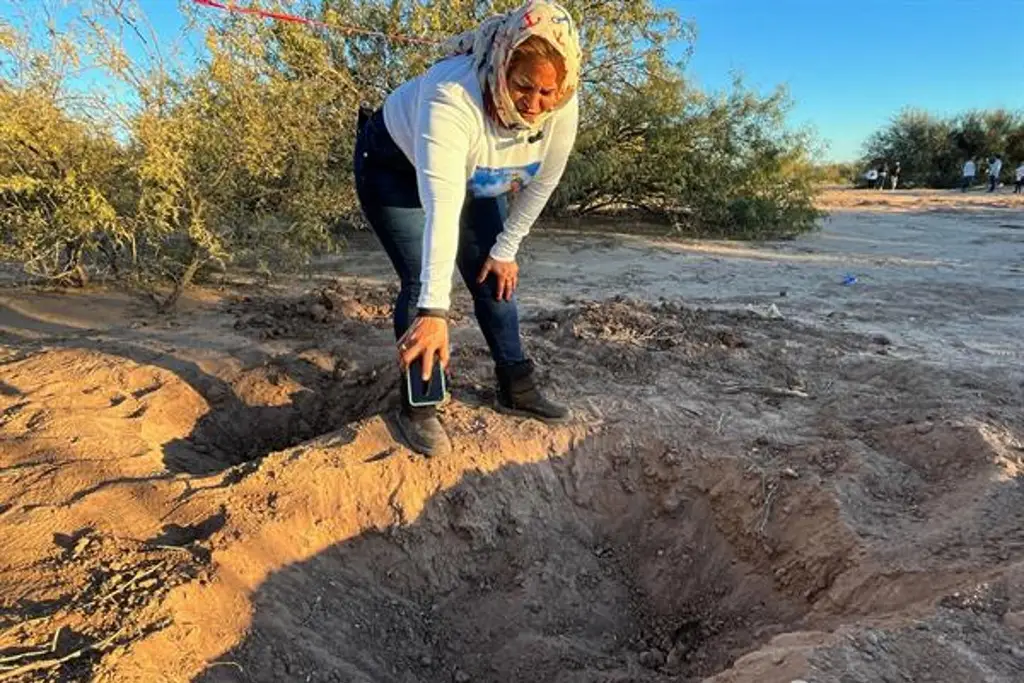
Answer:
[
  {"left": 677, "top": 0, "right": 1024, "bottom": 161},
  {"left": 5, "top": 1, "right": 1024, "bottom": 161}
]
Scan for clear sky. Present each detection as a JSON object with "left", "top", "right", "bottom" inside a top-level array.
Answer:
[
  {"left": 5, "top": 1, "right": 1024, "bottom": 162},
  {"left": 677, "top": 0, "right": 1024, "bottom": 161}
]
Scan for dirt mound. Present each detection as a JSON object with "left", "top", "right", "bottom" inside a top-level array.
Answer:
[
  {"left": 227, "top": 279, "right": 400, "bottom": 339},
  {"left": 526, "top": 297, "right": 761, "bottom": 384},
  {"left": 0, "top": 342, "right": 397, "bottom": 479},
  {"left": 542, "top": 296, "right": 750, "bottom": 352},
  {"left": 1, "top": 281, "right": 1023, "bottom": 683}
]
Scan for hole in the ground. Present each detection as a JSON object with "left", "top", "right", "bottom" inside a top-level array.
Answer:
[
  {"left": 162, "top": 360, "right": 397, "bottom": 475},
  {"left": 196, "top": 434, "right": 824, "bottom": 682}
]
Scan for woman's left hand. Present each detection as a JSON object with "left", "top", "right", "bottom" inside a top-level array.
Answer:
[{"left": 477, "top": 257, "right": 519, "bottom": 301}]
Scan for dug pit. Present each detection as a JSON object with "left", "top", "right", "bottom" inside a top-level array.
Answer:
[
  {"left": 164, "top": 357, "right": 398, "bottom": 474},
  {"left": 194, "top": 426, "right": 844, "bottom": 683}
]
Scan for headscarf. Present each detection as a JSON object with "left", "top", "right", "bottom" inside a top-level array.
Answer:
[{"left": 443, "top": 0, "right": 581, "bottom": 132}]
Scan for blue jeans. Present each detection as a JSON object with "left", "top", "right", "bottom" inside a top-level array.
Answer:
[{"left": 353, "top": 109, "right": 525, "bottom": 365}]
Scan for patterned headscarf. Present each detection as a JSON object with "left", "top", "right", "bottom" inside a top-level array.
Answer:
[{"left": 443, "top": 0, "right": 581, "bottom": 132}]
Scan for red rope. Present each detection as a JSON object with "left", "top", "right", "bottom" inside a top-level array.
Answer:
[{"left": 191, "top": 0, "right": 441, "bottom": 45}]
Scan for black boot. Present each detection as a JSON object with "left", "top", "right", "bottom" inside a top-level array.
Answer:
[
  {"left": 395, "top": 383, "right": 451, "bottom": 457},
  {"left": 495, "top": 360, "right": 571, "bottom": 423}
]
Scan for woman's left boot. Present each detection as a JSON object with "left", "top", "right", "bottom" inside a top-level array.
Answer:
[{"left": 495, "top": 360, "right": 571, "bottom": 423}]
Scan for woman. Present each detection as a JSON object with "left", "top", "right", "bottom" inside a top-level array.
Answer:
[{"left": 353, "top": 0, "right": 581, "bottom": 457}]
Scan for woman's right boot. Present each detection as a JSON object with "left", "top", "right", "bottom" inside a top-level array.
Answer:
[{"left": 396, "top": 382, "right": 451, "bottom": 457}]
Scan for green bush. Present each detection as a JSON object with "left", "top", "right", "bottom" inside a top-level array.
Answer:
[
  {"left": 552, "top": 75, "right": 822, "bottom": 238},
  {"left": 0, "top": 85, "right": 134, "bottom": 285}
]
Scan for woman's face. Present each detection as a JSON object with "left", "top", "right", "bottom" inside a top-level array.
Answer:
[{"left": 507, "top": 58, "right": 560, "bottom": 123}]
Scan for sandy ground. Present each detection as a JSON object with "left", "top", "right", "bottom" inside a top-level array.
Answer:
[{"left": 0, "top": 188, "right": 1022, "bottom": 682}]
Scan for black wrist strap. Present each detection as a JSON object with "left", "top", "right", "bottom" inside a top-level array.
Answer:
[{"left": 417, "top": 308, "right": 448, "bottom": 320}]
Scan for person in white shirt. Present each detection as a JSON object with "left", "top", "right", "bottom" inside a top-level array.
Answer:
[
  {"left": 988, "top": 156, "right": 1003, "bottom": 192},
  {"left": 1014, "top": 162, "right": 1024, "bottom": 194},
  {"left": 353, "top": 1, "right": 580, "bottom": 456},
  {"left": 963, "top": 158, "right": 976, "bottom": 192}
]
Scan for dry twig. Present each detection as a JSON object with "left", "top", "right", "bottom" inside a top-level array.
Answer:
[{"left": 0, "top": 622, "right": 130, "bottom": 680}]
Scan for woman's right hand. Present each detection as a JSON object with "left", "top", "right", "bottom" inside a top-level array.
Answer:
[{"left": 398, "top": 316, "right": 450, "bottom": 380}]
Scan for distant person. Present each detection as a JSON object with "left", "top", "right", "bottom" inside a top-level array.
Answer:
[
  {"left": 1015, "top": 161, "right": 1024, "bottom": 194},
  {"left": 878, "top": 164, "right": 888, "bottom": 190},
  {"left": 988, "top": 155, "right": 1003, "bottom": 192},
  {"left": 890, "top": 161, "right": 901, "bottom": 190},
  {"left": 962, "top": 158, "right": 976, "bottom": 191},
  {"left": 865, "top": 167, "right": 878, "bottom": 189}
]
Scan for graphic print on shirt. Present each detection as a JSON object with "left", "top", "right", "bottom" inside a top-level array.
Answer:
[{"left": 468, "top": 162, "right": 542, "bottom": 197}]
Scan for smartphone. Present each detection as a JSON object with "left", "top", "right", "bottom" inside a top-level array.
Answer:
[{"left": 405, "top": 355, "right": 447, "bottom": 407}]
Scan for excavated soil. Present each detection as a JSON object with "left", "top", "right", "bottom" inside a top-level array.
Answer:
[{"left": 1, "top": 193, "right": 1023, "bottom": 682}]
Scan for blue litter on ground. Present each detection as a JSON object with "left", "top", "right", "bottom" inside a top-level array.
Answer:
[{"left": 842, "top": 274, "right": 858, "bottom": 286}]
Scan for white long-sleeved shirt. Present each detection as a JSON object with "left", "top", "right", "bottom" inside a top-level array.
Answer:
[
  {"left": 990, "top": 159, "right": 1003, "bottom": 177},
  {"left": 964, "top": 161, "right": 976, "bottom": 177},
  {"left": 383, "top": 54, "right": 579, "bottom": 310}
]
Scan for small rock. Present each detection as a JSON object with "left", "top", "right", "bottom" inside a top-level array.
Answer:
[
  {"left": 453, "top": 671, "right": 470, "bottom": 683},
  {"left": 772, "top": 651, "right": 786, "bottom": 665},
  {"left": 1011, "top": 646, "right": 1024, "bottom": 660},
  {"left": 1002, "top": 611, "right": 1024, "bottom": 630},
  {"left": 138, "top": 578, "right": 159, "bottom": 589},
  {"left": 310, "top": 303, "right": 329, "bottom": 322},
  {"left": 781, "top": 467, "right": 799, "bottom": 479},
  {"left": 872, "top": 334, "right": 892, "bottom": 346},
  {"left": 639, "top": 649, "right": 666, "bottom": 669},
  {"left": 419, "top": 655, "right": 433, "bottom": 667},
  {"left": 665, "top": 645, "right": 686, "bottom": 671}
]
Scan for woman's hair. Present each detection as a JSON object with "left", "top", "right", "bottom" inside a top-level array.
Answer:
[{"left": 508, "top": 35, "right": 567, "bottom": 86}]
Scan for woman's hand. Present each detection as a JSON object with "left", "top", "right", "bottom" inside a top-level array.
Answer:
[
  {"left": 477, "top": 257, "right": 519, "bottom": 301},
  {"left": 398, "top": 316, "right": 450, "bottom": 381}
]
